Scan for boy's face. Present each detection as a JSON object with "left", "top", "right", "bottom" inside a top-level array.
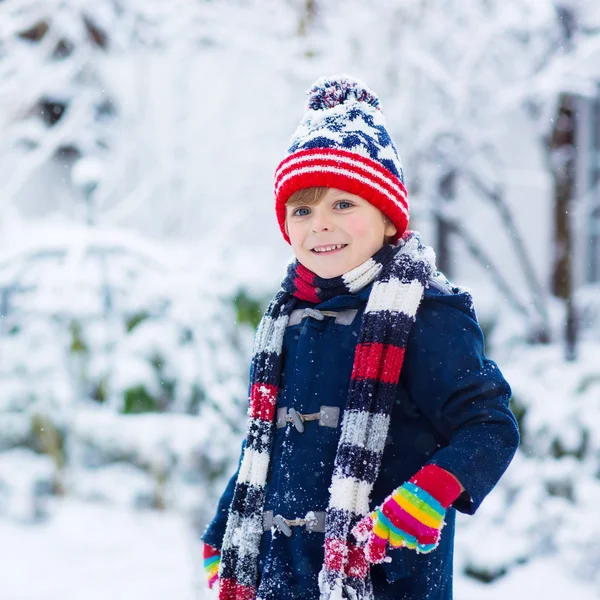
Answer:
[{"left": 285, "top": 188, "right": 398, "bottom": 279}]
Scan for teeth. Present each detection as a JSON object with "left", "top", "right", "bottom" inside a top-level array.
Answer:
[{"left": 314, "top": 244, "right": 345, "bottom": 253}]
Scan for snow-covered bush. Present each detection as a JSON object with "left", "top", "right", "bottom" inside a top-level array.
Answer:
[
  {"left": 455, "top": 340, "right": 600, "bottom": 587},
  {"left": 0, "top": 219, "right": 267, "bottom": 527}
]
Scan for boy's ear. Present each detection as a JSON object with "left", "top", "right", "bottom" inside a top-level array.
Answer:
[{"left": 383, "top": 216, "right": 397, "bottom": 238}]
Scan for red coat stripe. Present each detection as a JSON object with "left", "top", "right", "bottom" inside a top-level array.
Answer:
[{"left": 351, "top": 343, "right": 406, "bottom": 384}]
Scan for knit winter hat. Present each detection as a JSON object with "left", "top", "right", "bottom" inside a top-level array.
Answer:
[{"left": 274, "top": 75, "right": 409, "bottom": 245}]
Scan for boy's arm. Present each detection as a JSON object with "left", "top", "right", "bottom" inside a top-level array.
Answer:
[
  {"left": 201, "top": 438, "right": 246, "bottom": 549},
  {"left": 401, "top": 293, "right": 520, "bottom": 515}
]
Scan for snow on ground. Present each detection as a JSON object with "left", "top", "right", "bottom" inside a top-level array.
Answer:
[
  {"left": 1, "top": 496, "right": 597, "bottom": 600},
  {"left": 0, "top": 499, "right": 199, "bottom": 600},
  {"left": 455, "top": 557, "right": 600, "bottom": 599}
]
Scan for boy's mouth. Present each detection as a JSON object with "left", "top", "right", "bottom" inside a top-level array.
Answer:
[{"left": 311, "top": 244, "right": 348, "bottom": 255}]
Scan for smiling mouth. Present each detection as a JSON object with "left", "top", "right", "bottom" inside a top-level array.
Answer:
[{"left": 311, "top": 244, "right": 348, "bottom": 255}]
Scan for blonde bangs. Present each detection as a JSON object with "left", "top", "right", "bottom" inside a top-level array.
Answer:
[{"left": 286, "top": 187, "right": 329, "bottom": 207}]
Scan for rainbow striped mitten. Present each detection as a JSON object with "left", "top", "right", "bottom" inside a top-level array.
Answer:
[
  {"left": 203, "top": 543, "right": 220, "bottom": 589},
  {"left": 352, "top": 465, "right": 462, "bottom": 562}
]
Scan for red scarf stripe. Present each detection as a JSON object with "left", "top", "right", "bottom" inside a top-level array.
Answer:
[
  {"left": 350, "top": 342, "right": 406, "bottom": 385},
  {"left": 323, "top": 539, "right": 369, "bottom": 579},
  {"left": 219, "top": 579, "right": 257, "bottom": 600},
  {"left": 248, "top": 383, "right": 278, "bottom": 421},
  {"left": 293, "top": 265, "right": 321, "bottom": 303}
]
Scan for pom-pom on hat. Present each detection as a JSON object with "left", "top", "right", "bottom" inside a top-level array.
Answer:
[{"left": 274, "top": 75, "right": 409, "bottom": 245}]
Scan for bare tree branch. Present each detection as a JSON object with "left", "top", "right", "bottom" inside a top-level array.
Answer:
[
  {"left": 461, "top": 168, "right": 551, "bottom": 341},
  {"left": 431, "top": 207, "right": 530, "bottom": 318}
]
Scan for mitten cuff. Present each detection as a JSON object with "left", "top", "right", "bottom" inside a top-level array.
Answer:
[{"left": 409, "top": 465, "right": 462, "bottom": 509}]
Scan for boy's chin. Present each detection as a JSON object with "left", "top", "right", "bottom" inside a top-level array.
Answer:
[{"left": 296, "top": 250, "right": 361, "bottom": 279}]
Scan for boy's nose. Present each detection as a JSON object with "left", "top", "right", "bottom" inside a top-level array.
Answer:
[{"left": 310, "top": 211, "right": 333, "bottom": 232}]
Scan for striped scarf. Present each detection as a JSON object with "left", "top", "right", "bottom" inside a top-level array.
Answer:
[{"left": 218, "top": 231, "right": 435, "bottom": 600}]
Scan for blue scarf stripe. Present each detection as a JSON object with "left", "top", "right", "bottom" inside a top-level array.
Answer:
[
  {"left": 335, "top": 443, "right": 380, "bottom": 482},
  {"left": 357, "top": 310, "right": 415, "bottom": 347},
  {"left": 246, "top": 419, "right": 274, "bottom": 454}
]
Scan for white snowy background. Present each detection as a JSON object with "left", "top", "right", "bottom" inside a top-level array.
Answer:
[{"left": 1, "top": 0, "right": 600, "bottom": 598}]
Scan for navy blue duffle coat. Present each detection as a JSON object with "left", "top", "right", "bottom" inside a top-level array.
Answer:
[{"left": 202, "top": 278, "right": 520, "bottom": 600}]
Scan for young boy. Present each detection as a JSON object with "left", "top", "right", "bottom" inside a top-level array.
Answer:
[{"left": 201, "top": 76, "right": 519, "bottom": 600}]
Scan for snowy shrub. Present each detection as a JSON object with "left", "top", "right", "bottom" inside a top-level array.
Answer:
[
  {"left": 455, "top": 340, "right": 600, "bottom": 587},
  {"left": 0, "top": 221, "right": 265, "bottom": 525}
]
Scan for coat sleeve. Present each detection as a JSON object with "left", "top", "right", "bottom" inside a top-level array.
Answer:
[
  {"left": 200, "top": 438, "right": 245, "bottom": 549},
  {"left": 401, "top": 289, "right": 520, "bottom": 515}
]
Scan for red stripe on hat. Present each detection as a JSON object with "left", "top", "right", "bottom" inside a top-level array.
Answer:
[
  {"left": 275, "top": 148, "right": 406, "bottom": 197},
  {"left": 276, "top": 169, "right": 409, "bottom": 245},
  {"left": 274, "top": 149, "right": 409, "bottom": 246},
  {"left": 248, "top": 383, "right": 278, "bottom": 421},
  {"left": 275, "top": 157, "right": 407, "bottom": 220},
  {"left": 275, "top": 151, "right": 407, "bottom": 203},
  {"left": 351, "top": 342, "right": 406, "bottom": 384}
]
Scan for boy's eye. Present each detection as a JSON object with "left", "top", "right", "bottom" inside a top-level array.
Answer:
[
  {"left": 291, "top": 201, "right": 353, "bottom": 217},
  {"left": 292, "top": 207, "right": 310, "bottom": 217},
  {"left": 336, "top": 200, "right": 353, "bottom": 209}
]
